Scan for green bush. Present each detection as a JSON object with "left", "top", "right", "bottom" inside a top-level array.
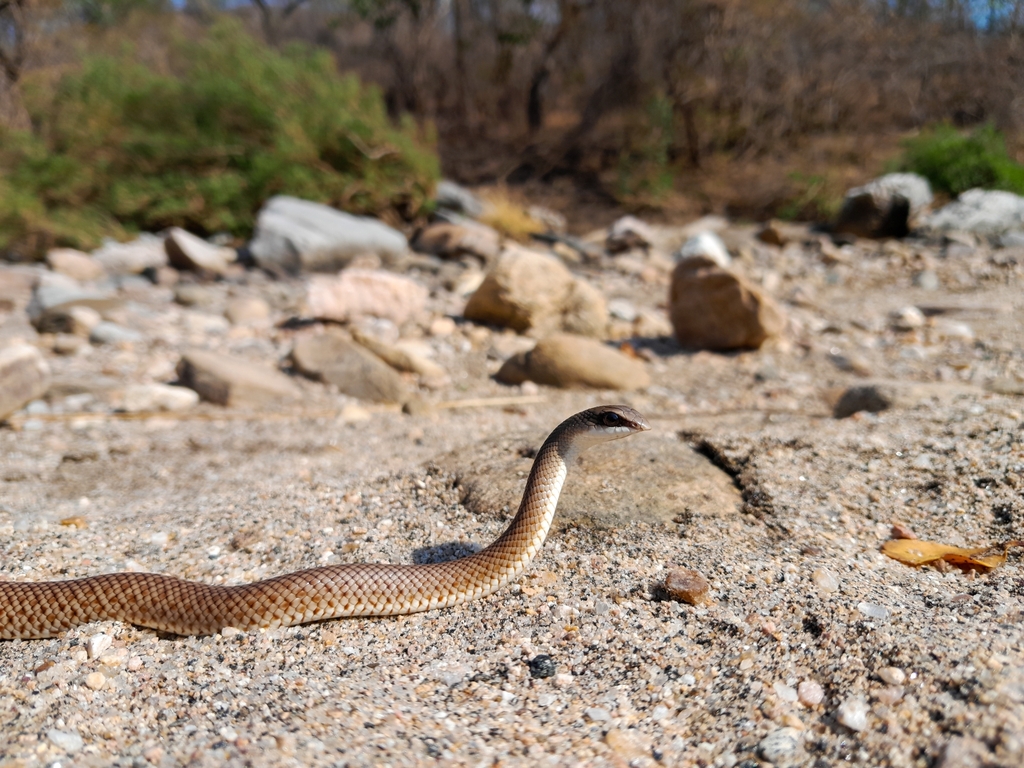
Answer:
[
  {"left": 0, "top": 19, "right": 439, "bottom": 257},
  {"left": 898, "top": 124, "right": 1024, "bottom": 197}
]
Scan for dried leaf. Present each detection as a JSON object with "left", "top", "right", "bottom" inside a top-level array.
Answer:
[{"left": 882, "top": 539, "right": 1024, "bottom": 573}]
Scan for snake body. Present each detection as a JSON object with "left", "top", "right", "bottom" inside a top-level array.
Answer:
[{"left": 1, "top": 406, "right": 649, "bottom": 638}]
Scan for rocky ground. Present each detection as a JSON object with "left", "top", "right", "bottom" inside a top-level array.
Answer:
[{"left": 1, "top": 194, "right": 1024, "bottom": 767}]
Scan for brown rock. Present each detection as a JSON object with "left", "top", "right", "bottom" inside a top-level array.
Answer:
[
  {"left": 176, "top": 349, "right": 301, "bottom": 407},
  {"left": 305, "top": 270, "right": 428, "bottom": 326},
  {"left": 662, "top": 568, "right": 711, "bottom": 605},
  {"left": 0, "top": 344, "right": 51, "bottom": 420},
  {"left": 412, "top": 221, "right": 501, "bottom": 262},
  {"left": 496, "top": 333, "right": 649, "bottom": 390},
  {"left": 46, "top": 249, "right": 106, "bottom": 282},
  {"left": 164, "top": 228, "right": 236, "bottom": 276},
  {"left": 291, "top": 332, "right": 407, "bottom": 403},
  {"left": 668, "top": 256, "right": 785, "bottom": 350},
  {"left": 463, "top": 246, "right": 607, "bottom": 337}
]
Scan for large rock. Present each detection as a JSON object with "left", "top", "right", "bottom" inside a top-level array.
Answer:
[
  {"left": 46, "top": 249, "right": 106, "bottom": 282},
  {"left": 164, "top": 228, "right": 235, "bottom": 276},
  {"left": 248, "top": 196, "right": 408, "bottom": 273},
  {"left": 440, "top": 425, "right": 740, "bottom": 529},
  {"left": 91, "top": 235, "right": 168, "bottom": 275},
  {"left": 27, "top": 273, "right": 122, "bottom": 332},
  {"left": 669, "top": 256, "right": 785, "bottom": 350},
  {"left": 305, "top": 270, "right": 428, "bottom": 326},
  {"left": 463, "top": 246, "right": 607, "bottom": 337},
  {"left": 924, "top": 189, "right": 1024, "bottom": 236},
  {"left": 176, "top": 349, "right": 301, "bottom": 407},
  {"left": 291, "top": 332, "right": 407, "bottom": 403},
  {"left": 496, "top": 333, "right": 649, "bottom": 390},
  {"left": 834, "top": 173, "right": 933, "bottom": 238},
  {"left": 412, "top": 221, "right": 501, "bottom": 262},
  {"left": 0, "top": 344, "right": 51, "bottom": 420}
]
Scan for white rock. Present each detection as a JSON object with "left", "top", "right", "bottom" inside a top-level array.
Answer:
[
  {"left": 878, "top": 667, "right": 906, "bottom": 686},
  {"left": 86, "top": 632, "right": 113, "bottom": 659},
  {"left": 164, "top": 227, "right": 235, "bottom": 275},
  {"left": 47, "top": 729, "right": 84, "bottom": 752},
  {"left": 92, "top": 234, "right": 168, "bottom": 275},
  {"left": 249, "top": 196, "right": 408, "bottom": 272},
  {"left": 305, "top": 269, "right": 428, "bottom": 326},
  {"left": 584, "top": 706, "right": 612, "bottom": 722},
  {"left": 674, "top": 231, "right": 731, "bottom": 268},
  {"left": 121, "top": 383, "right": 199, "bottom": 413},
  {"left": 926, "top": 188, "right": 1024, "bottom": 236},
  {"left": 890, "top": 306, "right": 926, "bottom": 330},
  {"left": 811, "top": 568, "right": 840, "bottom": 593},
  {"left": 836, "top": 697, "right": 870, "bottom": 731},
  {"left": 798, "top": 680, "right": 824, "bottom": 707}
]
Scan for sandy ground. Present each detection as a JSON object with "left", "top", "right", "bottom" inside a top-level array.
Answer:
[{"left": 1, "top": 229, "right": 1024, "bottom": 767}]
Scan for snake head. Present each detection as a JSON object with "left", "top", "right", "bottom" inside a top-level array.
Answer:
[{"left": 579, "top": 405, "right": 651, "bottom": 440}]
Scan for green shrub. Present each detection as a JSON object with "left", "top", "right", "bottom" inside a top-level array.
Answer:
[
  {"left": 0, "top": 18, "right": 439, "bottom": 257},
  {"left": 898, "top": 124, "right": 1024, "bottom": 197},
  {"left": 614, "top": 94, "right": 675, "bottom": 204}
]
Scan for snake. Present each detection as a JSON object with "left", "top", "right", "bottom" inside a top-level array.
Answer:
[{"left": 0, "top": 405, "right": 649, "bottom": 639}]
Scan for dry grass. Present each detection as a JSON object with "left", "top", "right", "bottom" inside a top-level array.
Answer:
[{"left": 477, "top": 187, "right": 546, "bottom": 241}]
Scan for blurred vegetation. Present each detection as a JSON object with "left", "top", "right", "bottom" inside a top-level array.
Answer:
[
  {"left": 0, "top": 18, "right": 438, "bottom": 256},
  {"left": 898, "top": 124, "right": 1024, "bottom": 197}
]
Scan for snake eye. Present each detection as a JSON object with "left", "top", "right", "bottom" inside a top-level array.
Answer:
[{"left": 601, "top": 412, "right": 621, "bottom": 427}]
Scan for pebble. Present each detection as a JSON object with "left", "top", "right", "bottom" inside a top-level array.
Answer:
[
  {"left": 537, "top": 693, "right": 557, "bottom": 707},
  {"left": 758, "top": 727, "right": 803, "bottom": 765},
  {"left": 220, "top": 626, "right": 242, "bottom": 638},
  {"left": 662, "top": 567, "right": 711, "bottom": 604},
  {"left": 773, "top": 681, "right": 798, "bottom": 702},
  {"left": 584, "top": 706, "right": 612, "bottom": 722},
  {"left": 86, "top": 633, "right": 112, "bottom": 659},
  {"left": 890, "top": 305, "right": 925, "bottom": 330},
  {"left": 142, "top": 746, "right": 165, "bottom": 764},
  {"left": 84, "top": 671, "right": 106, "bottom": 690},
  {"left": 528, "top": 655, "right": 557, "bottom": 679},
  {"left": 857, "top": 602, "right": 890, "bottom": 621},
  {"left": 46, "top": 729, "right": 84, "bottom": 752},
  {"left": 122, "top": 383, "right": 199, "bottom": 413},
  {"left": 811, "top": 567, "right": 840, "bottom": 593},
  {"left": 836, "top": 697, "right": 869, "bottom": 731},
  {"left": 797, "top": 680, "right": 824, "bottom": 707},
  {"left": 89, "top": 321, "right": 143, "bottom": 345},
  {"left": 877, "top": 666, "right": 906, "bottom": 685}
]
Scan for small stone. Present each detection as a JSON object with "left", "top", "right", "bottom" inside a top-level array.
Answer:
[
  {"left": 811, "top": 567, "right": 840, "bottom": 593},
  {"left": 173, "top": 283, "right": 217, "bottom": 308},
  {"left": 875, "top": 686, "right": 904, "bottom": 706},
  {"left": 773, "top": 682, "right": 798, "bottom": 702},
  {"left": 496, "top": 333, "right": 649, "bottom": 391},
  {"left": 662, "top": 567, "right": 711, "bottom": 605},
  {"left": 607, "top": 215, "right": 655, "bottom": 252},
  {"left": 429, "top": 316, "right": 457, "bottom": 336},
  {"left": 798, "top": 680, "right": 824, "bottom": 707},
  {"left": 758, "top": 727, "right": 803, "bottom": 766},
  {"left": 857, "top": 602, "right": 890, "bottom": 621},
  {"left": 207, "top": 545, "right": 221, "bottom": 558},
  {"left": 607, "top": 298, "right": 638, "bottom": 322},
  {"left": 0, "top": 344, "right": 51, "bottom": 421},
  {"left": 224, "top": 296, "right": 271, "bottom": 325},
  {"left": 553, "top": 673, "right": 573, "bottom": 688},
  {"left": 936, "top": 735, "right": 989, "bottom": 768},
  {"left": 604, "top": 728, "right": 648, "bottom": 763},
  {"left": 121, "top": 384, "right": 199, "bottom": 413},
  {"left": 674, "top": 231, "right": 731, "bottom": 268},
  {"left": 651, "top": 705, "right": 670, "bottom": 721},
  {"left": 53, "top": 334, "right": 87, "bottom": 356},
  {"left": 46, "top": 729, "right": 84, "bottom": 752},
  {"left": 836, "top": 696, "right": 869, "bottom": 731},
  {"left": 164, "top": 227, "right": 235, "bottom": 275},
  {"left": 89, "top": 321, "right": 143, "bottom": 345},
  {"left": 127, "top": 656, "right": 143, "bottom": 672},
  {"left": 86, "top": 633, "right": 112, "bottom": 659},
  {"left": 585, "top": 706, "right": 612, "bottom": 722},
  {"left": 91, "top": 234, "right": 167, "bottom": 274},
  {"left": 877, "top": 667, "right": 906, "bottom": 686},
  {"left": 537, "top": 693, "right": 557, "bottom": 707},
  {"left": 890, "top": 305, "right": 925, "bottom": 330},
  {"left": 142, "top": 746, "right": 165, "bottom": 764},
  {"left": 220, "top": 626, "right": 241, "bottom": 638},
  {"left": 528, "top": 655, "right": 557, "bottom": 679},
  {"left": 47, "top": 249, "right": 106, "bottom": 282},
  {"left": 912, "top": 269, "right": 940, "bottom": 290},
  {"left": 891, "top": 524, "right": 918, "bottom": 543},
  {"left": 84, "top": 671, "right": 106, "bottom": 690}
]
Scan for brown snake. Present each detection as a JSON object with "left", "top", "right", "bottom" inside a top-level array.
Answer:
[{"left": 0, "top": 405, "right": 649, "bottom": 638}]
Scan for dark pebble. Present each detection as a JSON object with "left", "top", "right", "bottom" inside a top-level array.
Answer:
[{"left": 528, "top": 655, "right": 557, "bottom": 679}]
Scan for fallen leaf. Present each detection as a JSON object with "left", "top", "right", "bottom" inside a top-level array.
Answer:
[{"left": 882, "top": 539, "right": 1024, "bottom": 573}]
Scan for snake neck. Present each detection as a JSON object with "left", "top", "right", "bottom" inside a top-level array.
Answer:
[{"left": 473, "top": 432, "right": 572, "bottom": 584}]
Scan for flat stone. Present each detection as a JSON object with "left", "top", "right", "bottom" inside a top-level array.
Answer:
[
  {"left": 351, "top": 329, "right": 450, "bottom": 388},
  {"left": 662, "top": 568, "right": 711, "bottom": 605},
  {"left": 305, "top": 269, "right": 428, "bottom": 327},
  {"left": 89, "top": 321, "right": 144, "bottom": 345},
  {"left": 46, "top": 248, "right": 106, "bottom": 282},
  {"left": 249, "top": 196, "right": 408, "bottom": 273},
  {"left": 496, "top": 333, "right": 649, "bottom": 390},
  {"left": 121, "top": 383, "right": 200, "bottom": 412},
  {"left": 164, "top": 228, "right": 236, "bottom": 275},
  {"left": 224, "top": 296, "right": 271, "bottom": 325},
  {"left": 176, "top": 349, "right": 302, "bottom": 407},
  {"left": 0, "top": 344, "right": 51, "bottom": 421},
  {"left": 46, "top": 729, "right": 84, "bottom": 753},
  {"left": 291, "top": 331, "right": 407, "bottom": 403},
  {"left": 412, "top": 221, "right": 501, "bottom": 262},
  {"left": 441, "top": 426, "right": 741, "bottom": 530}
]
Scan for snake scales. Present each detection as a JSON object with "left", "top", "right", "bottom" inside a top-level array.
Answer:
[{"left": 0, "top": 405, "right": 649, "bottom": 639}]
